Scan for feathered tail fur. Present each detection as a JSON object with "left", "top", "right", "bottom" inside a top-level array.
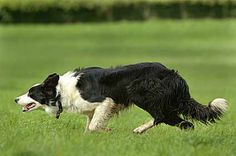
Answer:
[{"left": 179, "top": 98, "right": 228, "bottom": 124}]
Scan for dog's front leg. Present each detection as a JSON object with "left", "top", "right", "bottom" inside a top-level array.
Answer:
[
  {"left": 133, "top": 119, "right": 154, "bottom": 134},
  {"left": 84, "top": 111, "right": 94, "bottom": 133},
  {"left": 87, "top": 98, "right": 115, "bottom": 132}
]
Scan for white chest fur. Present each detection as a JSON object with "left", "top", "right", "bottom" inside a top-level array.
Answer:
[{"left": 58, "top": 72, "right": 102, "bottom": 114}]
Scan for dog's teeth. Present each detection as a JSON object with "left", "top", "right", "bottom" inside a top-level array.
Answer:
[{"left": 22, "top": 106, "right": 28, "bottom": 112}]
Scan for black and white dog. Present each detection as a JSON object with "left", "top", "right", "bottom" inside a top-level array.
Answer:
[{"left": 15, "top": 62, "right": 228, "bottom": 133}]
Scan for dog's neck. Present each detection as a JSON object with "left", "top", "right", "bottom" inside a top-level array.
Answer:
[
  {"left": 56, "top": 72, "right": 99, "bottom": 114},
  {"left": 56, "top": 72, "right": 81, "bottom": 112}
]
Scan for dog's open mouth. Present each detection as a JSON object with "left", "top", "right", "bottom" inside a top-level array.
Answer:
[{"left": 22, "top": 103, "right": 36, "bottom": 112}]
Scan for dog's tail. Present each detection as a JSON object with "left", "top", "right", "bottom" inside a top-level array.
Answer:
[{"left": 178, "top": 98, "right": 228, "bottom": 124}]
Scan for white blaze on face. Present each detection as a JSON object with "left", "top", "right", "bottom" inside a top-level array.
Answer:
[{"left": 16, "top": 92, "right": 42, "bottom": 112}]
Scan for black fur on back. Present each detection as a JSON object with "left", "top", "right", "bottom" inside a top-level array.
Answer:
[{"left": 74, "top": 62, "right": 226, "bottom": 128}]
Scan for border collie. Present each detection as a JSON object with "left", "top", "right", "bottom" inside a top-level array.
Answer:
[{"left": 15, "top": 62, "right": 228, "bottom": 133}]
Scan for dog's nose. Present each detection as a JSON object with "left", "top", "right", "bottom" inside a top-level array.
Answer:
[{"left": 15, "top": 98, "right": 19, "bottom": 103}]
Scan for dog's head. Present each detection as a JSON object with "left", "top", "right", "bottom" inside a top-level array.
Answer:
[{"left": 15, "top": 73, "right": 61, "bottom": 116}]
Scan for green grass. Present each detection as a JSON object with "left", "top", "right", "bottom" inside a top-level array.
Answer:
[{"left": 0, "top": 20, "right": 236, "bottom": 156}]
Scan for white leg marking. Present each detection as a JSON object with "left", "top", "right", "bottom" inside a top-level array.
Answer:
[
  {"left": 133, "top": 119, "right": 154, "bottom": 134},
  {"left": 84, "top": 111, "right": 94, "bottom": 133},
  {"left": 88, "top": 98, "right": 115, "bottom": 132}
]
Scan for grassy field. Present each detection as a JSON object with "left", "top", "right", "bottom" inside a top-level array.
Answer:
[{"left": 0, "top": 20, "right": 236, "bottom": 156}]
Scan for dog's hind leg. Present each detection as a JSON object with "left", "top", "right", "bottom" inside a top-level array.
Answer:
[
  {"left": 128, "top": 78, "right": 168, "bottom": 132},
  {"left": 133, "top": 119, "right": 154, "bottom": 134},
  {"left": 164, "top": 114, "right": 194, "bottom": 130},
  {"left": 132, "top": 106, "right": 165, "bottom": 134}
]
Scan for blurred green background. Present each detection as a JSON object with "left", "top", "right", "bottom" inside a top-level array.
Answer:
[
  {"left": 1, "top": 0, "right": 236, "bottom": 23},
  {"left": 0, "top": 0, "right": 236, "bottom": 156}
]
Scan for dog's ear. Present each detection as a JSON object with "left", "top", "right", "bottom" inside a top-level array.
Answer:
[{"left": 42, "top": 73, "right": 59, "bottom": 94}]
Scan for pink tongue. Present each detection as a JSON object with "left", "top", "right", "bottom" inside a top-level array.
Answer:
[
  {"left": 26, "top": 104, "right": 32, "bottom": 109},
  {"left": 23, "top": 103, "right": 35, "bottom": 111}
]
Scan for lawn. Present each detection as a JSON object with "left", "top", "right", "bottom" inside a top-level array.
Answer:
[{"left": 0, "top": 20, "right": 236, "bottom": 156}]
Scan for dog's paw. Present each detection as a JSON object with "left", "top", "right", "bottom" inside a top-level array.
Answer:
[
  {"left": 101, "top": 127, "right": 112, "bottom": 132},
  {"left": 84, "top": 127, "right": 112, "bottom": 133},
  {"left": 133, "top": 126, "right": 147, "bottom": 134},
  {"left": 179, "top": 121, "right": 194, "bottom": 130}
]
